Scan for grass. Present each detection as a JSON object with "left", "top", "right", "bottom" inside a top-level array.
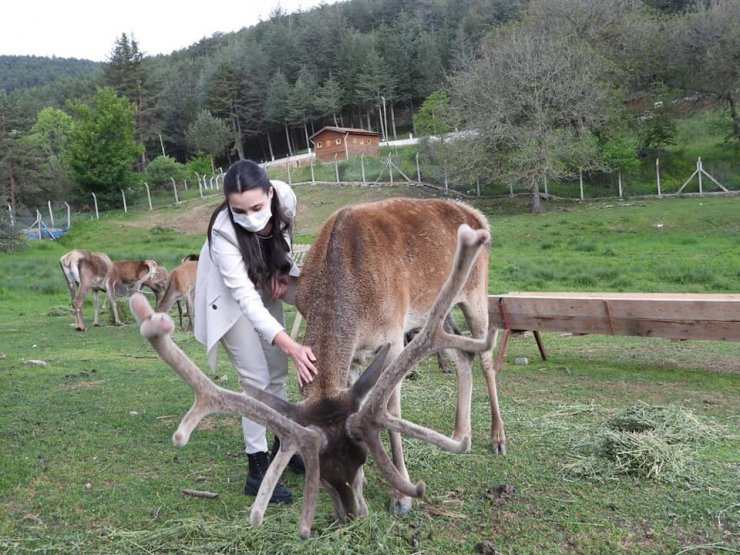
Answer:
[{"left": 0, "top": 188, "right": 738, "bottom": 554}]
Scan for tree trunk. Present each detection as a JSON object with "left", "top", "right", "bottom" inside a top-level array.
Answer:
[
  {"left": 267, "top": 132, "right": 275, "bottom": 161},
  {"left": 284, "top": 124, "right": 293, "bottom": 156},
  {"left": 391, "top": 103, "right": 397, "bottom": 140},
  {"left": 728, "top": 94, "right": 740, "bottom": 142},
  {"left": 233, "top": 117, "right": 245, "bottom": 160},
  {"left": 7, "top": 159, "right": 17, "bottom": 214},
  {"left": 530, "top": 181, "right": 544, "bottom": 214}
]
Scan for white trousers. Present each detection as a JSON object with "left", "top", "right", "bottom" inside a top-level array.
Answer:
[{"left": 220, "top": 289, "right": 290, "bottom": 455}]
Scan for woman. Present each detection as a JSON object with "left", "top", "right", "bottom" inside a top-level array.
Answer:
[{"left": 194, "top": 159, "right": 317, "bottom": 504}]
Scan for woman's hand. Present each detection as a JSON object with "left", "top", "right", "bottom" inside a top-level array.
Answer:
[
  {"left": 270, "top": 273, "right": 289, "bottom": 301},
  {"left": 273, "top": 330, "right": 317, "bottom": 388}
]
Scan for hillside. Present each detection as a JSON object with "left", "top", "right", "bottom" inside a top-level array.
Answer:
[{"left": 0, "top": 54, "right": 101, "bottom": 92}]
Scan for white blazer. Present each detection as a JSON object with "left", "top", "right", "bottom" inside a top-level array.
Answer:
[{"left": 193, "top": 180, "right": 299, "bottom": 370}]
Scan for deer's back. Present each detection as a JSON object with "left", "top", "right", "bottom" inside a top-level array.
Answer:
[{"left": 296, "top": 198, "right": 489, "bottom": 352}]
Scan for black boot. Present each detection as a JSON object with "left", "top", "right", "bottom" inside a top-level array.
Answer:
[
  {"left": 244, "top": 451, "right": 292, "bottom": 504},
  {"left": 271, "top": 436, "right": 306, "bottom": 475}
]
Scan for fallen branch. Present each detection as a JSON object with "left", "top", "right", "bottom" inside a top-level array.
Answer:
[{"left": 180, "top": 488, "right": 218, "bottom": 499}]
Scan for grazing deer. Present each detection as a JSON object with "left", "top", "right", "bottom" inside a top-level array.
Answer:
[
  {"left": 60, "top": 249, "right": 122, "bottom": 331},
  {"left": 139, "top": 262, "right": 169, "bottom": 306},
  {"left": 156, "top": 260, "right": 197, "bottom": 330},
  {"left": 114, "top": 259, "right": 159, "bottom": 292},
  {"left": 130, "top": 198, "right": 501, "bottom": 538}
]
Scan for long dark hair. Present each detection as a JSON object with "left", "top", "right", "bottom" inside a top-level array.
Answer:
[{"left": 207, "top": 160, "right": 293, "bottom": 288}]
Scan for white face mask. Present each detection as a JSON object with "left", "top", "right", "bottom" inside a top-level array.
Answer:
[{"left": 231, "top": 202, "right": 272, "bottom": 233}]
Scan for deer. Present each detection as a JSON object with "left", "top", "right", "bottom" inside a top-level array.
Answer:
[
  {"left": 129, "top": 197, "right": 501, "bottom": 539},
  {"left": 155, "top": 260, "right": 197, "bottom": 330},
  {"left": 113, "top": 259, "right": 159, "bottom": 293},
  {"left": 139, "top": 262, "right": 169, "bottom": 306},
  {"left": 60, "top": 249, "right": 122, "bottom": 331}
]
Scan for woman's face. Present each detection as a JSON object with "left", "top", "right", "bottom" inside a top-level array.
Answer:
[
  {"left": 228, "top": 186, "right": 274, "bottom": 234},
  {"left": 228, "top": 186, "right": 272, "bottom": 217}
]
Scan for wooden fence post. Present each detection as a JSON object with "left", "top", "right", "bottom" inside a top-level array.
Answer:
[{"left": 144, "top": 182, "right": 153, "bottom": 210}]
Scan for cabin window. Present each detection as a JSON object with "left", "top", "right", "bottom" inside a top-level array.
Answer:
[
  {"left": 316, "top": 141, "right": 323, "bottom": 148},
  {"left": 335, "top": 138, "right": 342, "bottom": 145}
]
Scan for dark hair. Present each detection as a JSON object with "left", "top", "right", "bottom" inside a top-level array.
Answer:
[{"left": 207, "top": 160, "right": 293, "bottom": 288}]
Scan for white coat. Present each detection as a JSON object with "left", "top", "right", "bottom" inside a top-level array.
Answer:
[{"left": 193, "top": 180, "right": 300, "bottom": 370}]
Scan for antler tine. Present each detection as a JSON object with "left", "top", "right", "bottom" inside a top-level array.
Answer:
[
  {"left": 346, "top": 224, "right": 493, "bottom": 493},
  {"left": 129, "top": 293, "right": 324, "bottom": 538}
]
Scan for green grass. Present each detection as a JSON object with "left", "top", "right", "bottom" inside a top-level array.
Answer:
[{"left": 0, "top": 189, "right": 738, "bottom": 554}]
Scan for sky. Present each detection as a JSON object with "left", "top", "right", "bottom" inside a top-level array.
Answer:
[{"left": 1, "top": 0, "right": 342, "bottom": 62}]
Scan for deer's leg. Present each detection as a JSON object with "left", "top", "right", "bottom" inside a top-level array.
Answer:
[
  {"left": 92, "top": 290, "right": 102, "bottom": 327},
  {"left": 106, "top": 279, "right": 122, "bottom": 326},
  {"left": 353, "top": 466, "right": 369, "bottom": 517},
  {"left": 72, "top": 284, "right": 91, "bottom": 331},
  {"left": 387, "top": 383, "right": 413, "bottom": 514},
  {"left": 447, "top": 347, "right": 474, "bottom": 444},
  {"left": 462, "top": 300, "right": 505, "bottom": 455},
  {"left": 185, "top": 293, "right": 195, "bottom": 331}
]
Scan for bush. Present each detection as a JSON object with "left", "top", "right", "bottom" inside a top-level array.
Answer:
[
  {"left": 0, "top": 210, "right": 27, "bottom": 253},
  {"left": 144, "top": 156, "right": 189, "bottom": 189}
]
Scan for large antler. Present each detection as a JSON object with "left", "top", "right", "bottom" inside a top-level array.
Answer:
[
  {"left": 129, "top": 294, "right": 324, "bottom": 539},
  {"left": 346, "top": 224, "right": 496, "bottom": 497}
]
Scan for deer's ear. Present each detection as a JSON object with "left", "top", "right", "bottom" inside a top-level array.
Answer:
[{"left": 350, "top": 343, "right": 391, "bottom": 400}]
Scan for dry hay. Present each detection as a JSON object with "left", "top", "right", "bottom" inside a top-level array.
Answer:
[{"left": 561, "top": 403, "right": 724, "bottom": 483}]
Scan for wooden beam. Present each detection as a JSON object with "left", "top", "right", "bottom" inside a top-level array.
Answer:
[{"left": 488, "top": 293, "right": 740, "bottom": 342}]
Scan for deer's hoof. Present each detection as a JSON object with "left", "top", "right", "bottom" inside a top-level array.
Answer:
[
  {"left": 389, "top": 495, "right": 412, "bottom": 515},
  {"left": 489, "top": 442, "right": 507, "bottom": 456}
]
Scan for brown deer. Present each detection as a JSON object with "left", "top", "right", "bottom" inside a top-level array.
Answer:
[
  {"left": 139, "top": 262, "right": 169, "bottom": 306},
  {"left": 60, "top": 249, "right": 122, "bottom": 331},
  {"left": 114, "top": 259, "right": 159, "bottom": 292},
  {"left": 129, "top": 198, "right": 501, "bottom": 539},
  {"left": 155, "top": 260, "right": 197, "bottom": 330}
]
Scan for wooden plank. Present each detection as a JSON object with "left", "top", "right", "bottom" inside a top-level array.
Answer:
[{"left": 488, "top": 293, "right": 740, "bottom": 342}]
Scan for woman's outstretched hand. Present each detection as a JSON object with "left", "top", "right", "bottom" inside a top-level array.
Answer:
[{"left": 274, "top": 330, "right": 317, "bottom": 388}]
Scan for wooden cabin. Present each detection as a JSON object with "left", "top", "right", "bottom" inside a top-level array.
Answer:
[{"left": 310, "top": 127, "right": 380, "bottom": 162}]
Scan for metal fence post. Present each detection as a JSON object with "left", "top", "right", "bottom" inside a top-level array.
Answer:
[
  {"left": 64, "top": 202, "right": 71, "bottom": 228},
  {"left": 47, "top": 200, "right": 55, "bottom": 228},
  {"left": 91, "top": 193, "right": 99, "bottom": 220},
  {"left": 121, "top": 189, "right": 128, "bottom": 213},
  {"left": 656, "top": 158, "right": 661, "bottom": 197}
]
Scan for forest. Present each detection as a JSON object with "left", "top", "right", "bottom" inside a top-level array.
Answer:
[{"left": 0, "top": 0, "right": 738, "bottom": 214}]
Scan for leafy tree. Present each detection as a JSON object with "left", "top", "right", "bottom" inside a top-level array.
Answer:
[
  {"left": 355, "top": 49, "right": 396, "bottom": 136},
  {"left": 185, "top": 109, "right": 231, "bottom": 172},
  {"left": 264, "top": 70, "right": 294, "bottom": 155},
  {"left": 204, "top": 63, "right": 247, "bottom": 160},
  {"left": 103, "top": 34, "right": 145, "bottom": 103},
  {"left": 665, "top": 0, "right": 740, "bottom": 143},
  {"left": 450, "top": 19, "right": 619, "bottom": 213},
  {"left": 0, "top": 90, "right": 41, "bottom": 213},
  {"left": 315, "top": 74, "right": 344, "bottom": 126},
  {"left": 66, "top": 87, "right": 143, "bottom": 208},
  {"left": 103, "top": 33, "right": 161, "bottom": 164},
  {"left": 0, "top": 205, "right": 26, "bottom": 253},
  {"left": 288, "top": 67, "right": 319, "bottom": 151},
  {"left": 144, "top": 155, "right": 188, "bottom": 188},
  {"left": 185, "top": 153, "right": 214, "bottom": 182},
  {"left": 413, "top": 90, "right": 458, "bottom": 137},
  {"left": 26, "top": 107, "right": 74, "bottom": 198}
]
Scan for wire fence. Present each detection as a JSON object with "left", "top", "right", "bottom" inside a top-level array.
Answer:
[{"left": 8, "top": 152, "right": 738, "bottom": 240}]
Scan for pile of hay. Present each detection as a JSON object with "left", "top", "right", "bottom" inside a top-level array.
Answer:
[{"left": 562, "top": 403, "right": 722, "bottom": 482}]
